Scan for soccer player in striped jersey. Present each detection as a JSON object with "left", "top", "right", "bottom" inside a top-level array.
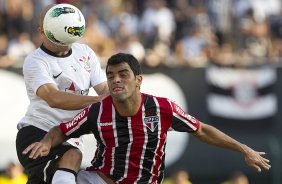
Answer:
[{"left": 23, "top": 53, "right": 271, "bottom": 184}]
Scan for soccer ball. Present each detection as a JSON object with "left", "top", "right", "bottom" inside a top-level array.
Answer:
[{"left": 43, "top": 3, "right": 86, "bottom": 45}]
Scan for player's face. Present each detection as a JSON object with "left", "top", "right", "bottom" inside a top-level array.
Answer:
[
  {"left": 39, "top": 26, "right": 72, "bottom": 54},
  {"left": 106, "top": 62, "right": 142, "bottom": 102}
]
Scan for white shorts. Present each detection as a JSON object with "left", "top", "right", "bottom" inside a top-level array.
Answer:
[
  {"left": 77, "top": 170, "right": 107, "bottom": 184},
  {"left": 66, "top": 137, "right": 84, "bottom": 153}
]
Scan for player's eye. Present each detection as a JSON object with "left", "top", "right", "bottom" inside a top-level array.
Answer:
[
  {"left": 120, "top": 72, "right": 129, "bottom": 78},
  {"left": 107, "top": 75, "right": 114, "bottom": 80}
]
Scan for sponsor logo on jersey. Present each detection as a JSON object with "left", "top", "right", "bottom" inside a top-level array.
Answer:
[
  {"left": 66, "top": 109, "right": 87, "bottom": 129},
  {"left": 65, "top": 82, "right": 89, "bottom": 95},
  {"left": 99, "top": 122, "right": 113, "bottom": 126},
  {"left": 174, "top": 103, "right": 198, "bottom": 124},
  {"left": 53, "top": 72, "right": 62, "bottom": 79}
]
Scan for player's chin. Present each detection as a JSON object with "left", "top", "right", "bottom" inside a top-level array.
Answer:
[
  {"left": 112, "top": 93, "right": 127, "bottom": 101},
  {"left": 112, "top": 92, "right": 124, "bottom": 98},
  {"left": 58, "top": 43, "right": 72, "bottom": 50}
]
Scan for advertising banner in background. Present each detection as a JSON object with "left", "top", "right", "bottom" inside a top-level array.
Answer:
[{"left": 206, "top": 64, "right": 277, "bottom": 121}]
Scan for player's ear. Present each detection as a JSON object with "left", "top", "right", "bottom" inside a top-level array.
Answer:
[
  {"left": 136, "top": 75, "right": 142, "bottom": 88},
  {"left": 38, "top": 26, "right": 45, "bottom": 35}
]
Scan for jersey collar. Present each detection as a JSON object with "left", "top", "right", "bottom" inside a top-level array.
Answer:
[{"left": 40, "top": 44, "right": 72, "bottom": 58}]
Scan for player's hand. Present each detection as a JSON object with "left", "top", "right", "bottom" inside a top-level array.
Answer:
[
  {"left": 22, "top": 142, "right": 51, "bottom": 159},
  {"left": 244, "top": 147, "right": 271, "bottom": 172}
]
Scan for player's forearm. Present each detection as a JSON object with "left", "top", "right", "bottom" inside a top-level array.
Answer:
[
  {"left": 46, "top": 91, "right": 102, "bottom": 110},
  {"left": 194, "top": 123, "right": 248, "bottom": 154},
  {"left": 42, "top": 126, "right": 66, "bottom": 148}
]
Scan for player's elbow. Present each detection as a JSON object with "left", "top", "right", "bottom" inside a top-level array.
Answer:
[
  {"left": 37, "top": 84, "right": 64, "bottom": 108},
  {"left": 46, "top": 98, "right": 62, "bottom": 108},
  {"left": 193, "top": 122, "right": 208, "bottom": 139},
  {"left": 47, "top": 101, "right": 58, "bottom": 108}
]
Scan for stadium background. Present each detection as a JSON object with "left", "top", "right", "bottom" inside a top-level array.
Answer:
[{"left": 0, "top": 0, "right": 282, "bottom": 183}]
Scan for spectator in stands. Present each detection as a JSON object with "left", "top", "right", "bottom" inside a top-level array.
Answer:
[
  {"left": 163, "top": 170, "right": 192, "bottom": 184},
  {"left": 174, "top": 18, "right": 217, "bottom": 67},
  {"left": 0, "top": 162, "right": 27, "bottom": 184},
  {"left": 0, "top": 34, "right": 12, "bottom": 68},
  {"left": 6, "top": 32, "right": 36, "bottom": 68},
  {"left": 221, "top": 171, "right": 249, "bottom": 184},
  {"left": 139, "top": 0, "right": 176, "bottom": 48}
]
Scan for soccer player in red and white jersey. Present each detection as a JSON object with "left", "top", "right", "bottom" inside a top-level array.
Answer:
[
  {"left": 23, "top": 53, "right": 271, "bottom": 184},
  {"left": 16, "top": 4, "right": 109, "bottom": 184}
]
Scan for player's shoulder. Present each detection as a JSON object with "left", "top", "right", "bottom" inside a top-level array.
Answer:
[
  {"left": 143, "top": 93, "right": 171, "bottom": 101},
  {"left": 142, "top": 93, "right": 173, "bottom": 108},
  {"left": 89, "top": 101, "right": 102, "bottom": 113},
  {"left": 25, "top": 47, "right": 45, "bottom": 60},
  {"left": 72, "top": 43, "right": 99, "bottom": 59},
  {"left": 89, "top": 95, "right": 111, "bottom": 112},
  {"left": 23, "top": 48, "right": 48, "bottom": 68},
  {"left": 72, "top": 42, "right": 92, "bottom": 52}
]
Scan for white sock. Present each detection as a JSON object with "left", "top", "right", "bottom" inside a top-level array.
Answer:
[
  {"left": 52, "top": 168, "right": 77, "bottom": 184},
  {"left": 78, "top": 170, "right": 107, "bottom": 184}
]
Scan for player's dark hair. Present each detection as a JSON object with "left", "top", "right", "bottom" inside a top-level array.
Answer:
[
  {"left": 39, "top": 4, "right": 56, "bottom": 27},
  {"left": 106, "top": 53, "right": 142, "bottom": 76}
]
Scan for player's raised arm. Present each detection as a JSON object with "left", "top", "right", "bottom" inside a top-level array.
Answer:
[
  {"left": 193, "top": 122, "right": 271, "bottom": 172},
  {"left": 36, "top": 83, "right": 106, "bottom": 110},
  {"left": 22, "top": 126, "right": 66, "bottom": 159}
]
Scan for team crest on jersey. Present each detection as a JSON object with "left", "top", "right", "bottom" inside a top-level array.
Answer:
[
  {"left": 79, "top": 56, "right": 91, "bottom": 72},
  {"left": 144, "top": 115, "right": 159, "bottom": 132}
]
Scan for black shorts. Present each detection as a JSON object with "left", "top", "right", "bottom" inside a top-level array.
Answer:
[{"left": 16, "top": 126, "right": 76, "bottom": 184}]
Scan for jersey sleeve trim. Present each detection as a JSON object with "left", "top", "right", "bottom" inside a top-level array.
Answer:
[
  {"left": 60, "top": 106, "right": 90, "bottom": 136},
  {"left": 171, "top": 101, "right": 200, "bottom": 132}
]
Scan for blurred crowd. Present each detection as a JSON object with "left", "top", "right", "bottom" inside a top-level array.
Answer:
[
  {"left": 0, "top": 162, "right": 27, "bottom": 184},
  {"left": 162, "top": 170, "right": 249, "bottom": 184},
  {"left": 0, "top": 0, "right": 282, "bottom": 70},
  {"left": 0, "top": 165, "right": 248, "bottom": 184}
]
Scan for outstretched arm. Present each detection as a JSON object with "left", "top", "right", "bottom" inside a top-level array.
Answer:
[
  {"left": 193, "top": 122, "right": 271, "bottom": 172},
  {"left": 22, "top": 126, "right": 66, "bottom": 159}
]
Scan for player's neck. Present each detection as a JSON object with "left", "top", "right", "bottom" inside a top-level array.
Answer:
[
  {"left": 113, "top": 93, "right": 142, "bottom": 117},
  {"left": 42, "top": 41, "right": 71, "bottom": 56}
]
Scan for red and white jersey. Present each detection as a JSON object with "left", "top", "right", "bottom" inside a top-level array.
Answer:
[
  {"left": 60, "top": 93, "right": 200, "bottom": 184},
  {"left": 18, "top": 43, "right": 106, "bottom": 131}
]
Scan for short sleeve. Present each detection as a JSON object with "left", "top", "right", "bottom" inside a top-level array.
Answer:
[
  {"left": 60, "top": 105, "right": 92, "bottom": 138},
  {"left": 170, "top": 101, "right": 200, "bottom": 132},
  {"left": 23, "top": 54, "right": 55, "bottom": 94}
]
